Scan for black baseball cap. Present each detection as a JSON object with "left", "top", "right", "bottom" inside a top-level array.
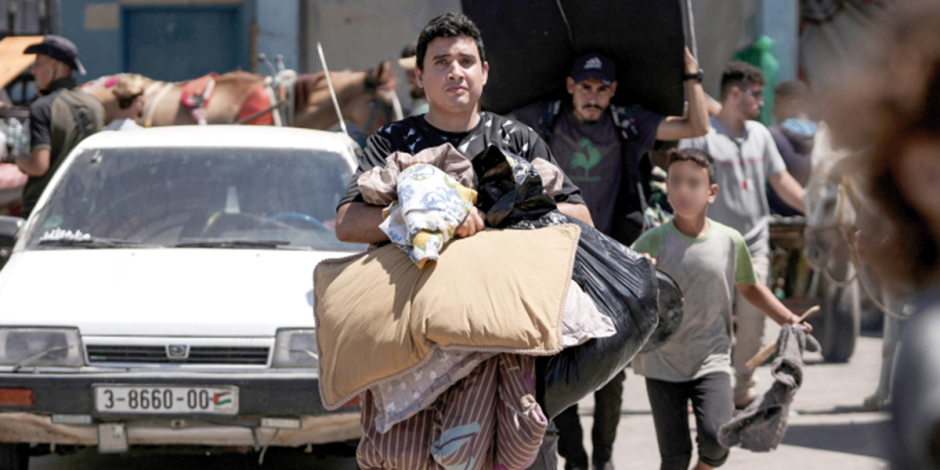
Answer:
[
  {"left": 25, "top": 35, "right": 86, "bottom": 75},
  {"left": 571, "top": 53, "right": 616, "bottom": 86}
]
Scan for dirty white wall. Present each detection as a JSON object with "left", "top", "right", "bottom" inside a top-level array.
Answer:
[{"left": 301, "top": 0, "right": 460, "bottom": 113}]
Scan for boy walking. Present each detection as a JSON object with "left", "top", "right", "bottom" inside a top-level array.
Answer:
[{"left": 631, "top": 148, "right": 810, "bottom": 470}]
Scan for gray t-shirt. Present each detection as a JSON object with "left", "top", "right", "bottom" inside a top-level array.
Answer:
[
  {"left": 631, "top": 219, "right": 758, "bottom": 382},
  {"left": 544, "top": 111, "right": 622, "bottom": 234},
  {"left": 679, "top": 116, "right": 787, "bottom": 256}
]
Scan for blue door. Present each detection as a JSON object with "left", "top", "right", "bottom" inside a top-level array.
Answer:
[{"left": 124, "top": 7, "right": 241, "bottom": 82}]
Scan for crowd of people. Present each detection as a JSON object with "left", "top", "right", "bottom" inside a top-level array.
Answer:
[
  {"left": 339, "top": 3, "right": 940, "bottom": 469},
  {"left": 5, "top": 3, "right": 940, "bottom": 469},
  {"left": 336, "top": 10, "right": 819, "bottom": 470}
]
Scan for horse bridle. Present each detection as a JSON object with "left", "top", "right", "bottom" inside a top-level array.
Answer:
[
  {"left": 361, "top": 68, "right": 403, "bottom": 133},
  {"left": 804, "top": 169, "right": 910, "bottom": 320}
]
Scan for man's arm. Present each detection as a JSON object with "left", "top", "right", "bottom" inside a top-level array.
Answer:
[
  {"left": 16, "top": 148, "right": 50, "bottom": 177},
  {"left": 335, "top": 202, "right": 389, "bottom": 244},
  {"left": 558, "top": 202, "right": 594, "bottom": 227},
  {"left": 768, "top": 171, "right": 806, "bottom": 214},
  {"left": 22, "top": 99, "right": 52, "bottom": 176},
  {"left": 654, "top": 47, "right": 709, "bottom": 141},
  {"left": 737, "top": 282, "right": 812, "bottom": 332},
  {"left": 336, "top": 202, "right": 489, "bottom": 244}
]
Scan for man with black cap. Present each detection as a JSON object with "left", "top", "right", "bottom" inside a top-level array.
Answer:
[
  {"left": 16, "top": 35, "right": 104, "bottom": 218},
  {"left": 514, "top": 48, "right": 709, "bottom": 470}
]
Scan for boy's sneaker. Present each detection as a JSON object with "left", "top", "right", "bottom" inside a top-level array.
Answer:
[{"left": 593, "top": 461, "right": 615, "bottom": 470}]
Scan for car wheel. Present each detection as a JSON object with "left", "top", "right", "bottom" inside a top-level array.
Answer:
[
  {"left": 809, "top": 272, "right": 860, "bottom": 363},
  {"left": 0, "top": 444, "right": 29, "bottom": 470}
]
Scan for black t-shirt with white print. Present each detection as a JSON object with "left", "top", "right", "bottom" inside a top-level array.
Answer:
[{"left": 338, "top": 112, "right": 585, "bottom": 208}]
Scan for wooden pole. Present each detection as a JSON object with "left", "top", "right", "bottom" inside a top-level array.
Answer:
[
  {"left": 745, "top": 305, "right": 820, "bottom": 371},
  {"left": 316, "top": 42, "right": 347, "bottom": 136}
]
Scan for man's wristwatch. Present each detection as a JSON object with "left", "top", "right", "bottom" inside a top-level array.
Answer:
[{"left": 683, "top": 70, "right": 704, "bottom": 82}]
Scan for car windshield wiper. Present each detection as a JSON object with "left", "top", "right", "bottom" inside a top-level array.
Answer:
[
  {"left": 38, "top": 237, "right": 156, "bottom": 248},
  {"left": 174, "top": 239, "right": 297, "bottom": 249}
]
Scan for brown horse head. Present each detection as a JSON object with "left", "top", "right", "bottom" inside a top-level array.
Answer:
[
  {"left": 293, "top": 59, "right": 401, "bottom": 136},
  {"left": 82, "top": 74, "right": 158, "bottom": 124}
]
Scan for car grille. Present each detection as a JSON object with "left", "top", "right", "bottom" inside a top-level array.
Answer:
[{"left": 86, "top": 345, "right": 270, "bottom": 365}]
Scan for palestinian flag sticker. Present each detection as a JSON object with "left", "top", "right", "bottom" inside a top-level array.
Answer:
[{"left": 212, "top": 390, "right": 237, "bottom": 411}]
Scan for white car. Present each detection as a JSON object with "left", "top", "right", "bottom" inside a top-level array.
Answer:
[{"left": 0, "top": 126, "right": 366, "bottom": 467}]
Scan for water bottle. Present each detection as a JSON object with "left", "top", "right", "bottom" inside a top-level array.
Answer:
[{"left": 8, "top": 119, "right": 24, "bottom": 158}]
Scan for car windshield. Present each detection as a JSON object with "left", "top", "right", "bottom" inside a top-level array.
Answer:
[{"left": 24, "top": 147, "right": 364, "bottom": 252}]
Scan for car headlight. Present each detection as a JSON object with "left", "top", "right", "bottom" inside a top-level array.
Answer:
[
  {"left": 0, "top": 328, "right": 84, "bottom": 368},
  {"left": 272, "top": 329, "right": 318, "bottom": 368}
]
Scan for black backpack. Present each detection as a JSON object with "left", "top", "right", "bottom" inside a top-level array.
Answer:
[{"left": 57, "top": 88, "right": 103, "bottom": 141}]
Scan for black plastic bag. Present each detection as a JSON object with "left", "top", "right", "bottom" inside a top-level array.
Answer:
[
  {"left": 472, "top": 146, "right": 679, "bottom": 418},
  {"left": 642, "top": 271, "right": 684, "bottom": 354},
  {"left": 473, "top": 146, "right": 557, "bottom": 227}
]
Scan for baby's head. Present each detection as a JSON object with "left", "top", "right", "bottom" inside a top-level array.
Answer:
[{"left": 665, "top": 148, "right": 718, "bottom": 218}]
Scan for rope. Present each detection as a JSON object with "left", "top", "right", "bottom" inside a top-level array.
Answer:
[
  {"left": 686, "top": 0, "right": 698, "bottom": 59},
  {"left": 144, "top": 82, "right": 175, "bottom": 128},
  {"left": 555, "top": 0, "right": 574, "bottom": 45},
  {"left": 317, "top": 42, "right": 348, "bottom": 136},
  {"left": 840, "top": 227, "right": 911, "bottom": 320},
  {"left": 803, "top": 170, "right": 910, "bottom": 319},
  {"left": 258, "top": 429, "right": 280, "bottom": 465}
]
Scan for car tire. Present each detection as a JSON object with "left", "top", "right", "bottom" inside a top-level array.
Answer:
[
  {"left": 0, "top": 444, "right": 29, "bottom": 470},
  {"left": 810, "top": 273, "right": 860, "bottom": 364}
]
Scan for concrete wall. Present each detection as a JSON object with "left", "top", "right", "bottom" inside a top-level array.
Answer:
[
  {"left": 257, "top": 0, "right": 299, "bottom": 72},
  {"left": 300, "top": 0, "right": 460, "bottom": 113},
  {"left": 58, "top": 0, "right": 257, "bottom": 82},
  {"left": 687, "top": 0, "right": 758, "bottom": 99}
]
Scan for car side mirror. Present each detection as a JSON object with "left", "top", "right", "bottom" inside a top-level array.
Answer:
[{"left": 0, "top": 215, "right": 25, "bottom": 256}]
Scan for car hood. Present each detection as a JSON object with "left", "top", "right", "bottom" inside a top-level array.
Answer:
[{"left": 0, "top": 248, "right": 360, "bottom": 337}]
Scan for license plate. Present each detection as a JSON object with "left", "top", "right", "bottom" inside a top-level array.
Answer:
[{"left": 93, "top": 385, "right": 239, "bottom": 415}]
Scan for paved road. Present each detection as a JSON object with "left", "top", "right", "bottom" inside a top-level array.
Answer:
[
  {"left": 597, "top": 332, "right": 890, "bottom": 470},
  {"left": 33, "top": 334, "right": 889, "bottom": 469}
]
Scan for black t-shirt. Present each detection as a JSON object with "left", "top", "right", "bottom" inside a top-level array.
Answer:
[
  {"left": 514, "top": 102, "right": 664, "bottom": 239},
  {"left": 28, "top": 78, "right": 76, "bottom": 151},
  {"left": 338, "top": 112, "right": 585, "bottom": 208},
  {"left": 24, "top": 77, "right": 105, "bottom": 217}
]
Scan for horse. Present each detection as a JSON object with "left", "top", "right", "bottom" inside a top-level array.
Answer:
[
  {"left": 801, "top": 122, "right": 864, "bottom": 364},
  {"left": 83, "top": 60, "right": 402, "bottom": 137}
]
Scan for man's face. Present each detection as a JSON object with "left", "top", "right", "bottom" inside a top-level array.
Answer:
[
  {"left": 567, "top": 77, "right": 617, "bottom": 124},
  {"left": 737, "top": 83, "right": 764, "bottom": 121},
  {"left": 404, "top": 67, "right": 424, "bottom": 100},
  {"left": 415, "top": 35, "right": 487, "bottom": 116},
  {"left": 30, "top": 54, "right": 59, "bottom": 91},
  {"left": 666, "top": 160, "right": 717, "bottom": 218}
]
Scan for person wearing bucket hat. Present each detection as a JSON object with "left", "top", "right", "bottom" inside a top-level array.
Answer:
[
  {"left": 16, "top": 35, "right": 104, "bottom": 218},
  {"left": 514, "top": 48, "right": 709, "bottom": 470}
]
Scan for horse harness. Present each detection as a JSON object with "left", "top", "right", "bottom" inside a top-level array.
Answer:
[
  {"left": 805, "top": 168, "right": 910, "bottom": 320},
  {"left": 142, "top": 72, "right": 295, "bottom": 128}
]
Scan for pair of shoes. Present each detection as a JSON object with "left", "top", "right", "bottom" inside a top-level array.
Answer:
[{"left": 593, "top": 461, "right": 615, "bottom": 470}]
